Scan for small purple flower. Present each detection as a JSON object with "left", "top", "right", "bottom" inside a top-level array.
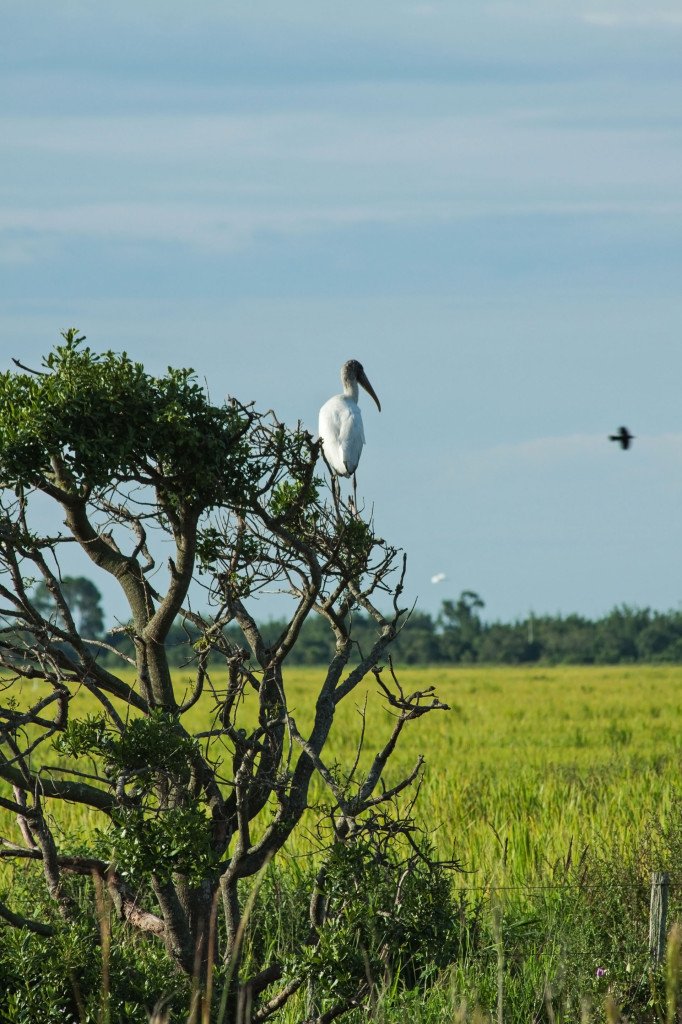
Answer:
[{"left": 596, "top": 967, "right": 607, "bottom": 978}]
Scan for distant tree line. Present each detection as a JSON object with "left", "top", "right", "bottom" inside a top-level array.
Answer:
[{"left": 30, "top": 578, "right": 682, "bottom": 666}]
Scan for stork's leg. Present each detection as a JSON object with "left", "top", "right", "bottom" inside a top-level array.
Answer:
[
  {"left": 331, "top": 474, "right": 341, "bottom": 507},
  {"left": 350, "top": 473, "right": 358, "bottom": 516}
]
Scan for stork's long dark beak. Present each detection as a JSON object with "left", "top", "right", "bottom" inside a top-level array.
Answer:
[{"left": 358, "top": 369, "right": 381, "bottom": 412}]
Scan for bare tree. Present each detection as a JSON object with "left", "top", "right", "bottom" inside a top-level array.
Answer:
[{"left": 0, "top": 332, "right": 450, "bottom": 1021}]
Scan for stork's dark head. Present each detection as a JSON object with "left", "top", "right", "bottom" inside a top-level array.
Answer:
[{"left": 341, "top": 359, "right": 381, "bottom": 412}]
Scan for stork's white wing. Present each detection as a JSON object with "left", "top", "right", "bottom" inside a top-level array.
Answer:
[{"left": 318, "top": 396, "right": 365, "bottom": 476}]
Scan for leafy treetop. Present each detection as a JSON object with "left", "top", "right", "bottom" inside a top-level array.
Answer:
[{"left": 0, "top": 329, "right": 256, "bottom": 512}]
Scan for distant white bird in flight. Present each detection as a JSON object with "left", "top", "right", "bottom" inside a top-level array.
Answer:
[
  {"left": 431, "top": 572, "right": 447, "bottom": 584},
  {"left": 319, "top": 359, "right": 381, "bottom": 504}
]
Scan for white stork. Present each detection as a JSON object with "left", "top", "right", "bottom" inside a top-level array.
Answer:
[{"left": 318, "top": 359, "right": 381, "bottom": 504}]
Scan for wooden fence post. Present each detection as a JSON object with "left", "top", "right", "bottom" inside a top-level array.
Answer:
[{"left": 649, "top": 871, "right": 669, "bottom": 965}]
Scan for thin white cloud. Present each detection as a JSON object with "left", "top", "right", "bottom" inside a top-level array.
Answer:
[
  {"left": 583, "top": 10, "right": 682, "bottom": 26},
  {"left": 642, "top": 433, "right": 682, "bottom": 456},
  {"left": 1, "top": 107, "right": 677, "bottom": 180},
  {"left": 0, "top": 200, "right": 460, "bottom": 257},
  {"left": 2, "top": 195, "right": 682, "bottom": 263},
  {"left": 2, "top": 93, "right": 682, "bottom": 265},
  {"left": 406, "top": 3, "right": 442, "bottom": 15},
  {"left": 466, "top": 432, "right": 682, "bottom": 468},
  {"left": 0, "top": 113, "right": 320, "bottom": 161},
  {"left": 0, "top": 201, "right": 417, "bottom": 253},
  {"left": 483, "top": 433, "right": 607, "bottom": 464},
  {"left": 0, "top": 237, "right": 47, "bottom": 265},
  {"left": 487, "top": 1, "right": 682, "bottom": 27}
]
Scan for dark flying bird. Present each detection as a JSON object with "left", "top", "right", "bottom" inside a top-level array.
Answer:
[
  {"left": 609, "top": 426, "right": 634, "bottom": 450},
  {"left": 319, "top": 359, "right": 381, "bottom": 503}
]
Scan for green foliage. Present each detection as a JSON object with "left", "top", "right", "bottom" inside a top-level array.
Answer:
[
  {"left": 287, "top": 841, "right": 462, "bottom": 1009},
  {"left": 438, "top": 591, "right": 485, "bottom": 663},
  {"left": 55, "top": 709, "right": 199, "bottom": 787},
  {"left": 54, "top": 712, "right": 214, "bottom": 886},
  {"left": 337, "top": 515, "right": 374, "bottom": 578},
  {"left": 196, "top": 524, "right": 262, "bottom": 575},
  {"left": 53, "top": 713, "right": 112, "bottom": 759},
  {"left": 244, "top": 860, "right": 314, "bottom": 976},
  {"left": 0, "top": 863, "right": 190, "bottom": 1023},
  {"left": 105, "top": 709, "right": 199, "bottom": 779},
  {"left": 0, "top": 329, "right": 256, "bottom": 511},
  {"left": 97, "top": 804, "right": 218, "bottom": 885},
  {"left": 238, "top": 596, "right": 682, "bottom": 666},
  {"left": 269, "top": 478, "right": 314, "bottom": 520},
  {"left": 24, "top": 570, "right": 682, "bottom": 677},
  {"left": 268, "top": 471, "right": 321, "bottom": 538},
  {"left": 0, "top": 922, "right": 96, "bottom": 1024}
]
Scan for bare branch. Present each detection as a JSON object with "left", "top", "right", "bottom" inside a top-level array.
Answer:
[
  {"left": 0, "top": 896, "right": 55, "bottom": 936},
  {"left": 251, "top": 976, "right": 304, "bottom": 1022},
  {"left": 11, "top": 357, "right": 48, "bottom": 377},
  {"left": 0, "top": 759, "right": 117, "bottom": 812}
]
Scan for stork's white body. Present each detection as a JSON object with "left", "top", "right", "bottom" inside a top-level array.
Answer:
[
  {"left": 318, "top": 360, "right": 381, "bottom": 492},
  {"left": 318, "top": 392, "right": 365, "bottom": 477}
]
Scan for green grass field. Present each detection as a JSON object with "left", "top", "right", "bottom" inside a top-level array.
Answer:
[
  {"left": 9, "top": 662, "right": 682, "bottom": 884},
  {"left": 5, "top": 663, "right": 682, "bottom": 1021},
  {"left": 260, "top": 663, "right": 682, "bottom": 889}
]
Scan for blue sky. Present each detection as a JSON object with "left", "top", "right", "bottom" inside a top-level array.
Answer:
[{"left": 3, "top": 1, "right": 682, "bottom": 625}]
